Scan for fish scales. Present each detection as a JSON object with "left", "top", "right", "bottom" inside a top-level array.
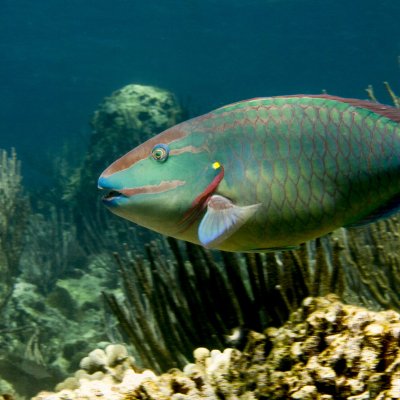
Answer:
[
  {"left": 212, "top": 99, "right": 398, "bottom": 239},
  {"left": 99, "top": 95, "right": 400, "bottom": 252}
]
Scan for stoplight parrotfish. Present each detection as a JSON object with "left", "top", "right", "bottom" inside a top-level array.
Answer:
[{"left": 98, "top": 95, "right": 400, "bottom": 252}]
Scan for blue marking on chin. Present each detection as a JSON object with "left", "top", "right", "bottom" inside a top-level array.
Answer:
[
  {"left": 102, "top": 196, "right": 121, "bottom": 207},
  {"left": 99, "top": 175, "right": 126, "bottom": 207}
]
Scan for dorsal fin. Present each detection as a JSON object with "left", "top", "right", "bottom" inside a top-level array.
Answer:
[
  {"left": 279, "top": 94, "right": 400, "bottom": 123},
  {"left": 220, "top": 94, "right": 400, "bottom": 124}
]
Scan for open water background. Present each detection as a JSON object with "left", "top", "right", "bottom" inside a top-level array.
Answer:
[{"left": 1, "top": 0, "right": 400, "bottom": 184}]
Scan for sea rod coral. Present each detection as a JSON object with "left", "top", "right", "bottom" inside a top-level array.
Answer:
[
  {"left": 102, "top": 235, "right": 346, "bottom": 372},
  {"left": 101, "top": 217, "right": 400, "bottom": 375}
]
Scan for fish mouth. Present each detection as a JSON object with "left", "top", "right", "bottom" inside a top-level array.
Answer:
[
  {"left": 102, "top": 190, "right": 125, "bottom": 202},
  {"left": 99, "top": 180, "right": 187, "bottom": 205},
  {"left": 100, "top": 179, "right": 187, "bottom": 200},
  {"left": 98, "top": 176, "right": 130, "bottom": 203}
]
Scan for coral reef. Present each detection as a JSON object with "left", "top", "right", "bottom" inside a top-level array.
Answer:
[
  {"left": 233, "top": 294, "right": 400, "bottom": 399},
  {"left": 33, "top": 295, "right": 400, "bottom": 399},
  {"left": 54, "top": 344, "right": 139, "bottom": 392}
]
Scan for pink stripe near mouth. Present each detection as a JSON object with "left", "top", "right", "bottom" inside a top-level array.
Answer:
[
  {"left": 169, "top": 145, "right": 208, "bottom": 156},
  {"left": 101, "top": 126, "right": 191, "bottom": 178},
  {"left": 119, "top": 180, "right": 185, "bottom": 196}
]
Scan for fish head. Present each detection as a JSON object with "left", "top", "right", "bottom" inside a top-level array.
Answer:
[{"left": 98, "top": 124, "right": 224, "bottom": 239}]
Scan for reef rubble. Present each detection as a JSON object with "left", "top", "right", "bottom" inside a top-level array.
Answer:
[{"left": 32, "top": 294, "right": 400, "bottom": 399}]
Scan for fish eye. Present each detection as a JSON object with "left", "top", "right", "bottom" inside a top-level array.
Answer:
[{"left": 151, "top": 144, "right": 169, "bottom": 162}]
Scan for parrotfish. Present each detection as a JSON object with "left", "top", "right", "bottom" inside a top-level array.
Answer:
[{"left": 98, "top": 95, "right": 400, "bottom": 252}]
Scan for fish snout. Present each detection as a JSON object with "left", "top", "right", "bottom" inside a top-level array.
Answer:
[
  {"left": 98, "top": 176, "right": 114, "bottom": 190},
  {"left": 98, "top": 176, "right": 125, "bottom": 204}
]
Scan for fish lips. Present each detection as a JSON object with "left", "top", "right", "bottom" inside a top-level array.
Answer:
[
  {"left": 98, "top": 176, "right": 128, "bottom": 207},
  {"left": 102, "top": 190, "right": 125, "bottom": 205}
]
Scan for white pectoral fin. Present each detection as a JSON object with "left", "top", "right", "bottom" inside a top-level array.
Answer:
[{"left": 198, "top": 195, "right": 260, "bottom": 248}]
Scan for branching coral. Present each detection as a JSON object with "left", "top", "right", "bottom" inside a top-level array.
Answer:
[{"left": 103, "top": 239, "right": 239, "bottom": 372}]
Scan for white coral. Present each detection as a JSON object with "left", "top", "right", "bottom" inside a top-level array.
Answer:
[{"left": 79, "top": 349, "right": 107, "bottom": 373}]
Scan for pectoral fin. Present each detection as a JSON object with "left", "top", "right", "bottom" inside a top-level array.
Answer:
[{"left": 198, "top": 195, "right": 260, "bottom": 248}]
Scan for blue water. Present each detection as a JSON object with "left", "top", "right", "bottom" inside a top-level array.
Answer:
[{"left": 1, "top": 0, "right": 400, "bottom": 184}]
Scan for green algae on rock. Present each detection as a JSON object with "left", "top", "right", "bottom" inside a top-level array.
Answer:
[{"left": 33, "top": 295, "right": 400, "bottom": 399}]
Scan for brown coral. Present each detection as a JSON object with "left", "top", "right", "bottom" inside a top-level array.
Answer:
[
  {"left": 223, "top": 295, "right": 400, "bottom": 399},
  {"left": 34, "top": 295, "right": 400, "bottom": 399}
]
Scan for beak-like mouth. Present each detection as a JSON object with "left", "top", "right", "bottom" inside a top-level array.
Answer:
[
  {"left": 98, "top": 176, "right": 126, "bottom": 203},
  {"left": 102, "top": 190, "right": 124, "bottom": 201}
]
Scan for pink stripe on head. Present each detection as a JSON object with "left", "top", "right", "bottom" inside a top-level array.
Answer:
[
  {"left": 119, "top": 180, "right": 185, "bottom": 196},
  {"left": 169, "top": 145, "right": 208, "bottom": 156},
  {"left": 101, "top": 126, "right": 189, "bottom": 178}
]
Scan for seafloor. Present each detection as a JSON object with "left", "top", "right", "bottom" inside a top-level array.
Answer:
[{"left": 33, "top": 295, "right": 400, "bottom": 399}]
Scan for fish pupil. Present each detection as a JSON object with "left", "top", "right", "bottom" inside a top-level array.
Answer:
[
  {"left": 154, "top": 150, "right": 163, "bottom": 158},
  {"left": 151, "top": 144, "right": 169, "bottom": 162}
]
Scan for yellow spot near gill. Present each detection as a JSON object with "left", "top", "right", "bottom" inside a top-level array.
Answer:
[{"left": 212, "top": 161, "right": 221, "bottom": 170}]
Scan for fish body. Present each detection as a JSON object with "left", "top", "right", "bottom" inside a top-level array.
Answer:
[{"left": 98, "top": 95, "right": 400, "bottom": 252}]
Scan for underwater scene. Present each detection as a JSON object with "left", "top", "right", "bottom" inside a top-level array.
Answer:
[{"left": 2, "top": 0, "right": 400, "bottom": 398}]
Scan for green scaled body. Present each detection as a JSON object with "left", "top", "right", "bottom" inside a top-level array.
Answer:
[{"left": 99, "top": 95, "right": 400, "bottom": 252}]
